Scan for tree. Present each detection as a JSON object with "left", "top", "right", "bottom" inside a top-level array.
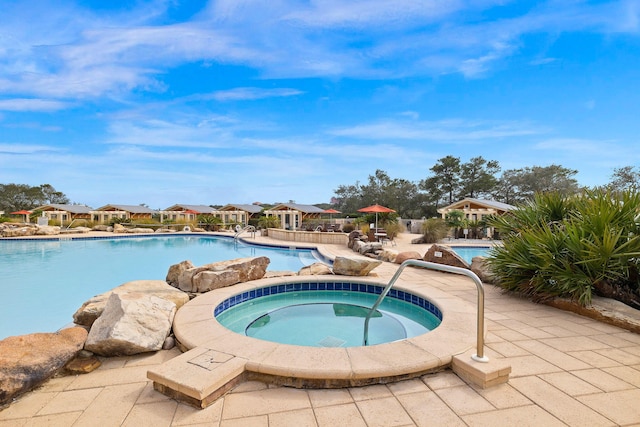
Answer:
[
  {"left": 0, "top": 183, "right": 70, "bottom": 213},
  {"left": 334, "top": 170, "right": 419, "bottom": 218},
  {"left": 493, "top": 165, "right": 579, "bottom": 204},
  {"left": 608, "top": 166, "right": 640, "bottom": 192},
  {"left": 458, "top": 156, "right": 500, "bottom": 199},
  {"left": 445, "top": 210, "right": 465, "bottom": 239},
  {"left": 420, "top": 156, "right": 461, "bottom": 206}
]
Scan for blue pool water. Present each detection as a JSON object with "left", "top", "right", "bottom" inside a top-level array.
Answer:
[
  {"left": 451, "top": 246, "right": 491, "bottom": 263},
  {"left": 216, "top": 285, "right": 442, "bottom": 347},
  {"left": 0, "top": 235, "right": 324, "bottom": 339}
]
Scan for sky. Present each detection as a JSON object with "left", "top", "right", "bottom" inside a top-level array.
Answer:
[{"left": 1, "top": 0, "right": 639, "bottom": 210}]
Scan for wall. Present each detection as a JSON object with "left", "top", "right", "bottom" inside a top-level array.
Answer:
[{"left": 267, "top": 229, "right": 349, "bottom": 245}]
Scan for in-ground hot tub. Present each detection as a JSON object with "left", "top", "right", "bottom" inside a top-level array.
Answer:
[{"left": 148, "top": 274, "right": 479, "bottom": 408}]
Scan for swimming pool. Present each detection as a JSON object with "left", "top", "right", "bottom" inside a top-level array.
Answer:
[
  {"left": 0, "top": 234, "right": 325, "bottom": 339},
  {"left": 215, "top": 283, "right": 442, "bottom": 347},
  {"left": 451, "top": 246, "right": 491, "bottom": 263}
]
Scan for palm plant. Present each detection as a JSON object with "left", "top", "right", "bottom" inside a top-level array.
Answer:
[{"left": 487, "top": 189, "right": 640, "bottom": 308}]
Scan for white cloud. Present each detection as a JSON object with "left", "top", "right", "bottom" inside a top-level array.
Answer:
[
  {"left": 0, "top": 99, "right": 70, "bottom": 112},
  {"left": 207, "top": 87, "right": 304, "bottom": 101}
]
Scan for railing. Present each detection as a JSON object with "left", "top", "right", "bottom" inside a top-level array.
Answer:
[
  {"left": 362, "top": 259, "right": 488, "bottom": 362},
  {"left": 234, "top": 225, "right": 256, "bottom": 240}
]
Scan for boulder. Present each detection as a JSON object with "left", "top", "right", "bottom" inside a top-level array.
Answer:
[
  {"left": 0, "top": 327, "right": 87, "bottom": 406},
  {"left": 379, "top": 248, "right": 399, "bottom": 263},
  {"left": 35, "top": 225, "right": 60, "bottom": 235},
  {"left": 395, "top": 251, "right": 423, "bottom": 264},
  {"left": 358, "top": 242, "right": 383, "bottom": 256},
  {"left": 471, "top": 256, "right": 496, "bottom": 284},
  {"left": 298, "top": 263, "right": 333, "bottom": 276},
  {"left": 423, "top": 244, "right": 470, "bottom": 269},
  {"left": 126, "top": 227, "right": 154, "bottom": 234},
  {"left": 332, "top": 256, "right": 381, "bottom": 276},
  {"left": 73, "top": 280, "right": 190, "bottom": 327},
  {"left": 171, "top": 256, "right": 270, "bottom": 293},
  {"left": 0, "top": 224, "right": 37, "bottom": 237},
  {"left": 411, "top": 236, "right": 427, "bottom": 244},
  {"left": 190, "top": 269, "right": 240, "bottom": 293},
  {"left": 84, "top": 293, "right": 176, "bottom": 356},
  {"left": 113, "top": 223, "right": 126, "bottom": 233},
  {"left": 92, "top": 225, "right": 111, "bottom": 231},
  {"left": 166, "top": 260, "right": 195, "bottom": 286},
  {"left": 264, "top": 270, "right": 297, "bottom": 278}
]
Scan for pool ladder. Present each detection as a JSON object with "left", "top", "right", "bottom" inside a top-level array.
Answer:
[
  {"left": 233, "top": 225, "right": 256, "bottom": 240},
  {"left": 362, "top": 259, "right": 489, "bottom": 363}
]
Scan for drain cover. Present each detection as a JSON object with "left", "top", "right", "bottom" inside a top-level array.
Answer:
[{"left": 318, "top": 336, "right": 347, "bottom": 347}]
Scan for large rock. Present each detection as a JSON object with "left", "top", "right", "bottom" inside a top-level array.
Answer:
[
  {"left": 166, "top": 260, "right": 195, "bottom": 286},
  {"left": 113, "top": 223, "right": 126, "bottom": 233},
  {"left": 84, "top": 293, "right": 176, "bottom": 356},
  {"left": 395, "top": 251, "right": 423, "bottom": 264},
  {"left": 332, "top": 256, "right": 381, "bottom": 276},
  {"left": 35, "top": 225, "right": 61, "bottom": 235},
  {"left": 379, "top": 248, "right": 399, "bottom": 263},
  {"left": 0, "top": 223, "right": 37, "bottom": 237},
  {"left": 423, "top": 244, "right": 470, "bottom": 269},
  {"left": 73, "top": 280, "right": 189, "bottom": 328},
  {"left": 0, "top": 327, "right": 87, "bottom": 406},
  {"left": 471, "top": 256, "right": 496, "bottom": 284},
  {"left": 298, "top": 263, "right": 333, "bottom": 276},
  {"left": 126, "top": 227, "right": 155, "bottom": 234},
  {"left": 172, "top": 257, "right": 270, "bottom": 293},
  {"left": 358, "top": 242, "right": 383, "bottom": 256}
]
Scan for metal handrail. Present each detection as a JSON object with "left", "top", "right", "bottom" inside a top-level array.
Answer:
[
  {"left": 362, "top": 259, "right": 488, "bottom": 362},
  {"left": 234, "top": 225, "right": 256, "bottom": 240}
]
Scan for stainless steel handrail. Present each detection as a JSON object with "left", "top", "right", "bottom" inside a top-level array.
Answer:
[
  {"left": 234, "top": 225, "right": 256, "bottom": 240},
  {"left": 362, "top": 259, "right": 488, "bottom": 362}
]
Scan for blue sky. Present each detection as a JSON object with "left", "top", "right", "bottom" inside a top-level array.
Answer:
[{"left": 1, "top": 0, "right": 639, "bottom": 209}]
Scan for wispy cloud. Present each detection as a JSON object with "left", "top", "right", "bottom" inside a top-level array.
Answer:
[
  {"left": 0, "top": 98, "right": 70, "bottom": 112},
  {"left": 205, "top": 87, "right": 304, "bottom": 101},
  {"left": 329, "top": 118, "right": 543, "bottom": 141}
]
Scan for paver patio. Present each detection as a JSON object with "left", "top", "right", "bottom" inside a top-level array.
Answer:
[{"left": 1, "top": 232, "right": 639, "bottom": 426}]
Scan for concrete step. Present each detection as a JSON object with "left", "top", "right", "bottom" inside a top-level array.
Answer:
[{"left": 147, "top": 346, "right": 247, "bottom": 408}]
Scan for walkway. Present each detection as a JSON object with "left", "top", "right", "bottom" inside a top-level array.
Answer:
[{"left": 1, "top": 232, "right": 639, "bottom": 426}]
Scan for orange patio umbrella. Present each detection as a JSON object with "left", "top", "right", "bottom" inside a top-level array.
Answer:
[
  {"left": 357, "top": 204, "right": 395, "bottom": 231},
  {"left": 10, "top": 210, "right": 32, "bottom": 223}
]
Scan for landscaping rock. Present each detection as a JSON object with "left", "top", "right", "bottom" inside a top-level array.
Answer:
[
  {"left": 35, "top": 225, "right": 60, "bottom": 235},
  {"left": 358, "top": 242, "right": 383, "bottom": 256},
  {"left": 298, "top": 263, "right": 333, "bottom": 275},
  {"left": 126, "top": 227, "right": 154, "bottom": 233},
  {"left": 423, "top": 244, "right": 470, "bottom": 269},
  {"left": 395, "top": 251, "right": 423, "bottom": 264},
  {"left": 332, "top": 256, "right": 381, "bottom": 276},
  {"left": 64, "top": 355, "right": 102, "bottom": 375},
  {"left": 171, "top": 256, "right": 270, "bottom": 293},
  {"left": 73, "top": 280, "right": 190, "bottom": 328},
  {"left": 264, "top": 271, "right": 297, "bottom": 278},
  {"left": 113, "top": 223, "right": 126, "bottom": 233},
  {"left": 0, "top": 223, "right": 37, "bottom": 237},
  {"left": 0, "top": 327, "right": 87, "bottom": 406},
  {"left": 379, "top": 248, "right": 399, "bottom": 263},
  {"left": 471, "top": 256, "right": 495, "bottom": 284},
  {"left": 84, "top": 293, "right": 176, "bottom": 356}
]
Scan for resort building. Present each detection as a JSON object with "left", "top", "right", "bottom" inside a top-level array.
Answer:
[
  {"left": 437, "top": 198, "right": 515, "bottom": 238},
  {"left": 33, "top": 204, "right": 93, "bottom": 225},
  {"left": 217, "top": 204, "right": 263, "bottom": 226},
  {"left": 161, "top": 204, "right": 218, "bottom": 223},
  {"left": 93, "top": 204, "right": 156, "bottom": 224},
  {"left": 263, "top": 203, "right": 326, "bottom": 230}
]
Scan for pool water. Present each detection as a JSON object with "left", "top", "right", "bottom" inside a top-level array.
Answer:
[
  {"left": 451, "top": 246, "right": 491, "bottom": 263},
  {"left": 0, "top": 235, "right": 324, "bottom": 339},
  {"left": 216, "top": 290, "right": 441, "bottom": 347}
]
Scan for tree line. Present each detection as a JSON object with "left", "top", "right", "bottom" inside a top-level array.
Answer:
[
  {"left": 0, "top": 184, "right": 70, "bottom": 214},
  {"left": 333, "top": 157, "right": 640, "bottom": 218}
]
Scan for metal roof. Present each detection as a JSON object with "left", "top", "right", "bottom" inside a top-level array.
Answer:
[
  {"left": 34, "top": 204, "right": 93, "bottom": 214},
  {"left": 219, "top": 204, "right": 263, "bottom": 214}
]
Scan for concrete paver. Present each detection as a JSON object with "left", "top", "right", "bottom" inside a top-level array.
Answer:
[{"left": 1, "top": 232, "right": 639, "bottom": 426}]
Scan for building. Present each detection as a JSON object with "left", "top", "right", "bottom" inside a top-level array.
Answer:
[
  {"left": 437, "top": 198, "right": 515, "bottom": 238},
  {"left": 33, "top": 204, "right": 93, "bottom": 225},
  {"left": 217, "top": 204, "right": 263, "bottom": 226},
  {"left": 263, "top": 203, "right": 326, "bottom": 230},
  {"left": 93, "top": 204, "right": 156, "bottom": 223},
  {"left": 161, "top": 205, "right": 218, "bottom": 223}
]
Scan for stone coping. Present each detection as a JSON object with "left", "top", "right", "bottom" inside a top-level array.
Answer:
[{"left": 170, "top": 274, "right": 477, "bottom": 387}]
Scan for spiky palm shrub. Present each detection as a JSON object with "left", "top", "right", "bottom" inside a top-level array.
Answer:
[
  {"left": 487, "top": 189, "right": 640, "bottom": 308},
  {"left": 421, "top": 218, "right": 449, "bottom": 243}
]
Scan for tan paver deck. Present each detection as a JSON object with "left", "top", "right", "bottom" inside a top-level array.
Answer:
[{"left": 2, "top": 232, "right": 640, "bottom": 426}]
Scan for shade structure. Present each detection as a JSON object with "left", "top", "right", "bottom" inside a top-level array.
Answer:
[
  {"left": 323, "top": 209, "right": 341, "bottom": 214},
  {"left": 357, "top": 204, "right": 395, "bottom": 232},
  {"left": 10, "top": 210, "right": 32, "bottom": 223}
]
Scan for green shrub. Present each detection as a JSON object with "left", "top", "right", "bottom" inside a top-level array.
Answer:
[
  {"left": 342, "top": 223, "right": 355, "bottom": 233},
  {"left": 421, "top": 218, "right": 449, "bottom": 243},
  {"left": 487, "top": 189, "right": 640, "bottom": 308}
]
